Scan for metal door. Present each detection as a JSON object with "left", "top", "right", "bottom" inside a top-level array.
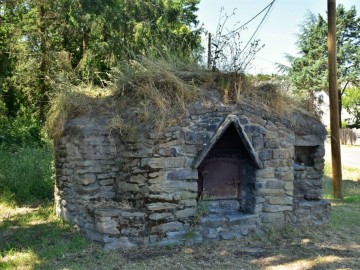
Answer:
[{"left": 199, "top": 158, "right": 242, "bottom": 199}]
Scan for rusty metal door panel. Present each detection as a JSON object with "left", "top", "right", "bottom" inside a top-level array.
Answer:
[{"left": 200, "top": 158, "right": 242, "bottom": 199}]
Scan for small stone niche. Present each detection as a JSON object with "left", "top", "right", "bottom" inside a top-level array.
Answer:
[{"left": 294, "top": 146, "right": 318, "bottom": 166}]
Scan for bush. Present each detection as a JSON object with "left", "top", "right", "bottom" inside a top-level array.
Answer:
[
  {"left": 0, "top": 145, "right": 54, "bottom": 205},
  {"left": 0, "top": 112, "right": 43, "bottom": 150}
]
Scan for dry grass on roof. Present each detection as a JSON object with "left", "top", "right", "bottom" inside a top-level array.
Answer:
[
  {"left": 46, "top": 57, "right": 209, "bottom": 140},
  {"left": 46, "top": 57, "right": 304, "bottom": 141}
]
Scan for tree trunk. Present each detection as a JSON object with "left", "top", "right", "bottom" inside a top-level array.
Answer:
[
  {"left": 39, "top": 0, "right": 48, "bottom": 122},
  {"left": 82, "top": 28, "right": 89, "bottom": 63},
  {"left": 338, "top": 89, "right": 342, "bottom": 126}
]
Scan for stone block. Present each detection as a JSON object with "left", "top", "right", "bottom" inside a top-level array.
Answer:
[
  {"left": 100, "top": 185, "right": 113, "bottom": 192},
  {"left": 266, "top": 180, "right": 285, "bottom": 189},
  {"left": 80, "top": 174, "right": 97, "bottom": 185},
  {"left": 156, "top": 239, "right": 183, "bottom": 246},
  {"left": 166, "top": 231, "right": 187, "bottom": 240},
  {"left": 284, "top": 181, "right": 294, "bottom": 191},
  {"left": 252, "top": 134, "right": 264, "bottom": 150},
  {"left": 264, "top": 159, "right": 292, "bottom": 167},
  {"left": 129, "top": 175, "right": 147, "bottom": 184},
  {"left": 149, "top": 212, "right": 174, "bottom": 221},
  {"left": 148, "top": 193, "right": 180, "bottom": 201},
  {"left": 142, "top": 157, "right": 188, "bottom": 169},
  {"left": 263, "top": 205, "right": 292, "bottom": 213},
  {"left": 163, "top": 221, "right": 183, "bottom": 232},
  {"left": 226, "top": 214, "right": 258, "bottom": 226},
  {"left": 151, "top": 222, "right": 184, "bottom": 234},
  {"left": 95, "top": 219, "right": 119, "bottom": 235},
  {"left": 220, "top": 232, "right": 242, "bottom": 240},
  {"left": 179, "top": 199, "right": 197, "bottom": 207},
  {"left": 121, "top": 227, "right": 145, "bottom": 236},
  {"left": 203, "top": 228, "right": 219, "bottom": 239},
  {"left": 158, "top": 140, "right": 183, "bottom": 148},
  {"left": 148, "top": 171, "right": 164, "bottom": 178},
  {"left": 255, "top": 168, "right": 274, "bottom": 178},
  {"left": 119, "top": 211, "right": 146, "bottom": 218},
  {"left": 176, "top": 208, "right": 197, "bottom": 219},
  {"left": 146, "top": 202, "right": 178, "bottom": 211},
  {"left": 184, "top": 131, "right": 210, "bottom": 145},
  {"left": 256, "top": 188, "right": 285, "bottom": 196},
  {"left": 99, "top": 179, "right": 114, "bottom": 186},
  {"left": 100, "top": 191, "right": 115, "bottom": 199},
  {"left": 149, "top": 181, "right": 197, "bottom": 194},
  {"left": 76, "top": 183, "right": 100, "bottom": 195},
  {"left": 273, "top": 148, "right": 294, "bottom": 159},
  {"left": 94, "top": 208, "right": 121, "bottom": 217},
  {"left": 159, "top": 147, "right": 178, "bottom": 157},
  {"left": 261, "top": 212, "right": 285, "bottom": 223},
  {"left": 259, "top": 149, "right": 273, "bottom": 161},
  {"left": 118, "top": 182, "right": 139, "bottom": 192},
  {"left": 103, "top": 236, "right": 136, "bottom": 250},
  {"left": 264, "top": 137, "right": 280, "bottom": 148},
  {"left": 177, "top": 145, "right": 199, "bottom": 157},
  {"left": 275, "top": 171, "right": 294, "bottom": 181},
  {"left": 97, "top": 174, "right": 111, "bottom": 180},
  {"left": 268, "top": 196, "right": 293, "bottom": 205},
  {"left": 200, "top": 215, "right": 227, "bottom": 228},
  {"left": 295, "top": 135, "right": 323, "bottom": 146},
  {"left": 244, "top": 125, "right": 267, "bottom": 135},
  {"left": 87, "top": 166, "right": 105, "bottom": 173},
  {"left": 167, "top": 169, "right": 198, "bottom": 180}
]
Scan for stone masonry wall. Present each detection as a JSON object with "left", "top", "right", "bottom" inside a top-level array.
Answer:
[{"left": 55, "top": 92, "right": 329, "bottom": 249}]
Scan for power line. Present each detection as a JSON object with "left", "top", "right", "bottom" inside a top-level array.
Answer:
[
  {"left": 241, "top": 1, "right": 275, "bottom": 54},
  {"left": 240, "top": 0, "right": 276, "bottom": 70},
  {"left": 224, "top": 0, "right": 276, "bottom": 37}
]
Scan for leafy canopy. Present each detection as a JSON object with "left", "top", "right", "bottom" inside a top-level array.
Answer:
[{"left": 285, "top": 4, "right": 360, "bottom": 120}]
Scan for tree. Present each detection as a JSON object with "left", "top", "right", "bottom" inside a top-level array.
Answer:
[
  {"left": 286, "top": 5, "right": 360, "bottom": 122},
  {"left": 343, "top": 86, "right": 360, "bottom": 128},
  {"left": 0, "top": 0, "right": 202, "bottom": 146}
]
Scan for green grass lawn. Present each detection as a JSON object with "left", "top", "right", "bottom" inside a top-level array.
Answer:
[{"left": 1, "top": 148, "right": 360, "bottom": 269}]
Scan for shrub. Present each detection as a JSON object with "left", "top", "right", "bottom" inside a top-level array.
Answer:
[
  {"left": 0, "top": 145, "right": 54, "bottom": 205},
  {"left": 0, "top": 112, "right": 43, "bottom": 150}
]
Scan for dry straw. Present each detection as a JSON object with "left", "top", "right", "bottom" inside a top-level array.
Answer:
[
  {"left": 46, "top": 57, "right": 208, "bottom": 140},
  {"left": 46, "top": 57, "right": 301, "bottom": 141}
]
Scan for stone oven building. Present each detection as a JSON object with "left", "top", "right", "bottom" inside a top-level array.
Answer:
[{"left": 54, "top": 89, "right": 330, "bottom": 250}]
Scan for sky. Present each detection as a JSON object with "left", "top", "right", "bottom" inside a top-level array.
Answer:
[{"left": 196, "top": 0, "right": 360, "bottom": 74}]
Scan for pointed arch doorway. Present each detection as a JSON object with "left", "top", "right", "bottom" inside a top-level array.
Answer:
[{"left": 193, "top": 115, "right": 262, "bottom": 208}]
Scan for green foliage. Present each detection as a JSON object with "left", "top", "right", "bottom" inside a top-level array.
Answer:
[
  {"left": 343, "top": 86, "right": 360, "bottom": 128},
  {"left": 0, "top": 0, "right": 203, "bottom": 139},
  {"left": 287, "top": 5, "right": 360, "bottom": 118},
  {"left": 0, "top": 111, "right": 43, "bottom": 149},
  {"left": 0, "top": 146, "right": 54, "bottom": 205}
]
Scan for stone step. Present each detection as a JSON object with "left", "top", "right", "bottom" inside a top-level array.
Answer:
[
  {"left": 225, "top": 213, "right": 258, "bottom": 226},
  {"left": 206, "top": 199, "right": 240, "bottom": 215},
  {"left": 199, "top": 213, "right": 258, "bottom": 229}
]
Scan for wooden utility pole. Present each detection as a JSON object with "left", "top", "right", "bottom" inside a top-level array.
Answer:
[
  {"left": 328, "top": 0, "right": 343, "bottom": 199},
  {"left": 207, "top": 33, "right": 212, "bottom": 70}
]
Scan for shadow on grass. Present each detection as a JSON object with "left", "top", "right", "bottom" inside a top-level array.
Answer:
[{"left": 0, "top": 205, "right": 86, "bottom": 269}]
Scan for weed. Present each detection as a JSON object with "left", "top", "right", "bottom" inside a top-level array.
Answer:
[
  {"left": 190, "top": 199, "right": 209, "bottom": 231},
  {"left": 0, "top": 146, "right": 54, "bottom": 205},
  {"left": 185, "top": 230, "right": 197, "bottom": 240}
]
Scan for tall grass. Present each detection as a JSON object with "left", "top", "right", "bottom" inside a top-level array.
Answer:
[
  {"left": 0, "top": 146, "right": 54, "bottom": 205},
  {"left": 323, "top": 160, "right": 360, "bottom": 202}
]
